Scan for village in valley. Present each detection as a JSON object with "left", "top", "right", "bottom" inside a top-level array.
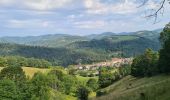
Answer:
[{"left": 69, "top": 58, "right": 133, "bottom": 77}]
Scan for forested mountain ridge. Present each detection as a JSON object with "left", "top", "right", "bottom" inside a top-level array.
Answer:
[
  {"left": 69, "top": 35, "right": 160, "bottom": 57},
  {"left": 0, "top": 36, "right": 160, "bottom": 67},
  {"left": 0, "top": 29, "right": 161, "bottom": 67},
  {"left": 0, "top": 43, "right": 110, "bottom": 66},
  {"left": 0, "top": 34, "right": 88, "bottom": 47},
  {"left": 0, "top": 29, "right": 161, "bottom": 48}
]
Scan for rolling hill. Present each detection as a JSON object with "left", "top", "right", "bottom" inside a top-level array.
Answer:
[
  {"left": 0, "top": 29, "right": 161, "bottom": 66},
  {"left": 0, "top": 34, "right": 88, "bottom": 47},
  {"left": 69, "top": 35, "right": 160, "bottom": 57},
  {"left": 0, "top": 29, "right": 161, "bottom": 48},
  {"left": 93, "top": 74, "right": 170, "bottom": 100},
  {"left": 0, "top": 43, "right": 109, "bottom": 66}
]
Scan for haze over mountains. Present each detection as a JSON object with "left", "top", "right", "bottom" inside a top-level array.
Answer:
[
  {"left": 0, "top": 29, "right": 161, "bottom": 66},
  {"left": 0, "top": 29, "right": 162, "bottom": 47}
]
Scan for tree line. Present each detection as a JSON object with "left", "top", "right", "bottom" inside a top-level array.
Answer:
[
  {"left": 0, "top": 65, "right": 99, "bottom": 100},
  {"left": 0, "top": 56, "right": 51, "bottom": 68},
  {"left": 95, "top": 22, "right": 170, "bottom": 97},
  {"left": 131, "top": 22, "right": 170, "bottom": 77},
  {"left": 97, "top": 65, "right": 131, "bottom": 96}
]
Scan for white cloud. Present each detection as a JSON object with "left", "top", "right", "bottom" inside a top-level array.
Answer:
[
  {"left": 6, "top": 19, "right": 55, "bottom": 28},
  {"left": 0, "top": 0, "right": 73, "bottom": 10},
  {"left": 7, "top": 19, "right": 27, "bottom": 28},
  {"left": 23, "top": 0, "right": 73, "bottom": 10},
  {"left": 74, "top": 20, "right": 106, "bottom": 29},
  {"left": 0, "top": 0, "right": 138, "bottom": 13},
  {"left": 0, "top": 0, "right": 14, "bottom": 6},
  {"left": 84, "top": 0, "right": 138, "bottom": 14}
]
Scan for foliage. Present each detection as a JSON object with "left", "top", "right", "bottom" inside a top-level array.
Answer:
[
  {"left": 0, "top": 67, "right": 80, "bottom": 100},
  {"left": 0, "top": 79, "right": 19, "bottom": 100},
  {"left": 86, "top": 78, "right": 99, "bottom": 91},
  {"left": 48, "top": 69, "right": 79, "bottom": 96},
  {"left": 160, "top": 23, "right": 170, "bottom": 44},
  {"left": 159, "top": 22, "right": 170, "bottom": 73},
  {"left": 0, "top": 56, "right": 51, "bottom": 68},
  {"left": 78, "top": 70, "right": 90, "bottom": 77},
  {"left": 48, "top": 69, "right": 64, "bottom": 80},
  {"left": 0, "top": 66, "right": 34, "bottom": 100},
  {"left": 0, "top": 66, "right": 26, "bottom": 85},
  {"left": 98, "top": 67, "right": 113, "bottom": 88},
  {"left": 118, "top": 64, "right": 131, "bottom": 78},
  {"left": 77, "top": 86, "right": 90, "bottom": 100},
  {"left": 62, "top": 75, "right": 78, "bottom": 95},
  {"left": 70, "top": 36, "right": 160, "bottom": 58},
  {"left": 68, "top": 66, "right": 77, "bottom": 75},
  {"left": 30, "top": 72, "right": 51, "bottom": 100},
  {"left": 47, "top": 74, "right": 63, "bottom": 91},
  {"left": 0, "top": 43, "right": 110, "bottom": 67},
  {"left": 131, "top": 49, "right": 159, "bottom": 77},
  {"left": 0, "top": 57, "right": 7, "bottom": 67},
  {"left": 98, "top": 66, "right": 132, "bottom": 89},
  {"left": 0, "top": 31, "right": 160, "bottom": 67}
]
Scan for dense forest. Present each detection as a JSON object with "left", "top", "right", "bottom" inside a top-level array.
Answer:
[
  {"left": 0, "top": 30, "right": 161, "bottom": 67},
  {"left": 0, "top": 56, "right": 51, "bottom": 68},
  {"left": 0, "top": 43, "right": 109, "bottom": 66}
]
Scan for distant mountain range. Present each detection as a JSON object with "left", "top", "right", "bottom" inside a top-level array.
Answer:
[
  {"left": 0, "top": 29, "right": 162, "bottom": 66},
  {"left": 0, "top": 34, "right": 89, "bottom": 47},
  {"left": 0, "top": 29, "right": 162, "bottom": 48}
]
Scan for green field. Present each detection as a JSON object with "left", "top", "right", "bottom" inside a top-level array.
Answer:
[
  {"left": 93, "top": 75, "right": 170, "bottom": 100},
  {"left": 0, "top": 67, "right": 50, "bottom": 78},
  {"left": 76, "top": 75, "right": 98, "bottom": 84}
]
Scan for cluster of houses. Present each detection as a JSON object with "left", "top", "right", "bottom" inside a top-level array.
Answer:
[{"left": 75, "top": 58, "right": 133, "bottom": 71}]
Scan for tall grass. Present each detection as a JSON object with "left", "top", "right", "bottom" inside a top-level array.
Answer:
[{"left": 93, "top": 75, "right": 170, "bottom": 100}]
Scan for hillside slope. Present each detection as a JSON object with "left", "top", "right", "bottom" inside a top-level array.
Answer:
[
  {"left": 0, "top": 43, "right": 109, "bottom": 66},
  {"left": 69, "top": 36, "right": 160, "bottom": 57},
  {"left": 93, "top": 75, "right": 170, "bottom": 100},
  {"left": 0, "top": 30, "right": 161, "bottom": 66},
  {"left": 0, "top": 34, "right": 160, "bottom": 66},
  {"left": 0, "top": 29, "right": 160, "bottom": 48},
  {"left": 0, "top": 34, "right": 88, "bottom": 47}
]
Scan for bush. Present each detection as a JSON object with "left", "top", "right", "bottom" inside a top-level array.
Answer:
[
  {"left": 77, "top": 86, "right": 90, "bottom": 100},
  {"left": 98, "top": 67, "right": 113, "bottom": 88},
  {"left": 131, "top": 49, "right": 159, "bottom": 77},
  {"left": 0, "top": 79, "right": 19, "bottom": 99},
  {"left": 86, "top": 78, "right": 99, "bottom": 91}
]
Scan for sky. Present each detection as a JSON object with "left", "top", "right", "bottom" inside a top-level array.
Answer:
[{"left": 0, "top": 0, "right": 169, "bottom": 37}]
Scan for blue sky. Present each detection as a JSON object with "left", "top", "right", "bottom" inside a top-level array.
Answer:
[{"left": 0, "top": 0, "right": 169, "bottom": 37}]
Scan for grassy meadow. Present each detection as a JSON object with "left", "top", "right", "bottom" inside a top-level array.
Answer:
[
  {"left": 0, "top": 67, "right": 50, "bottom": 78},
  {"left": 76, "top": 75, "right": 98, "bottom": 84},
  {"left": 93, "top": 74, "right": 170, "bottom": 100}
]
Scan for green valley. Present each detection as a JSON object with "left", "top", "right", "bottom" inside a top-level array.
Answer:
[{"left": 0, "top": 0, "right": 170, "bottom": 100}]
